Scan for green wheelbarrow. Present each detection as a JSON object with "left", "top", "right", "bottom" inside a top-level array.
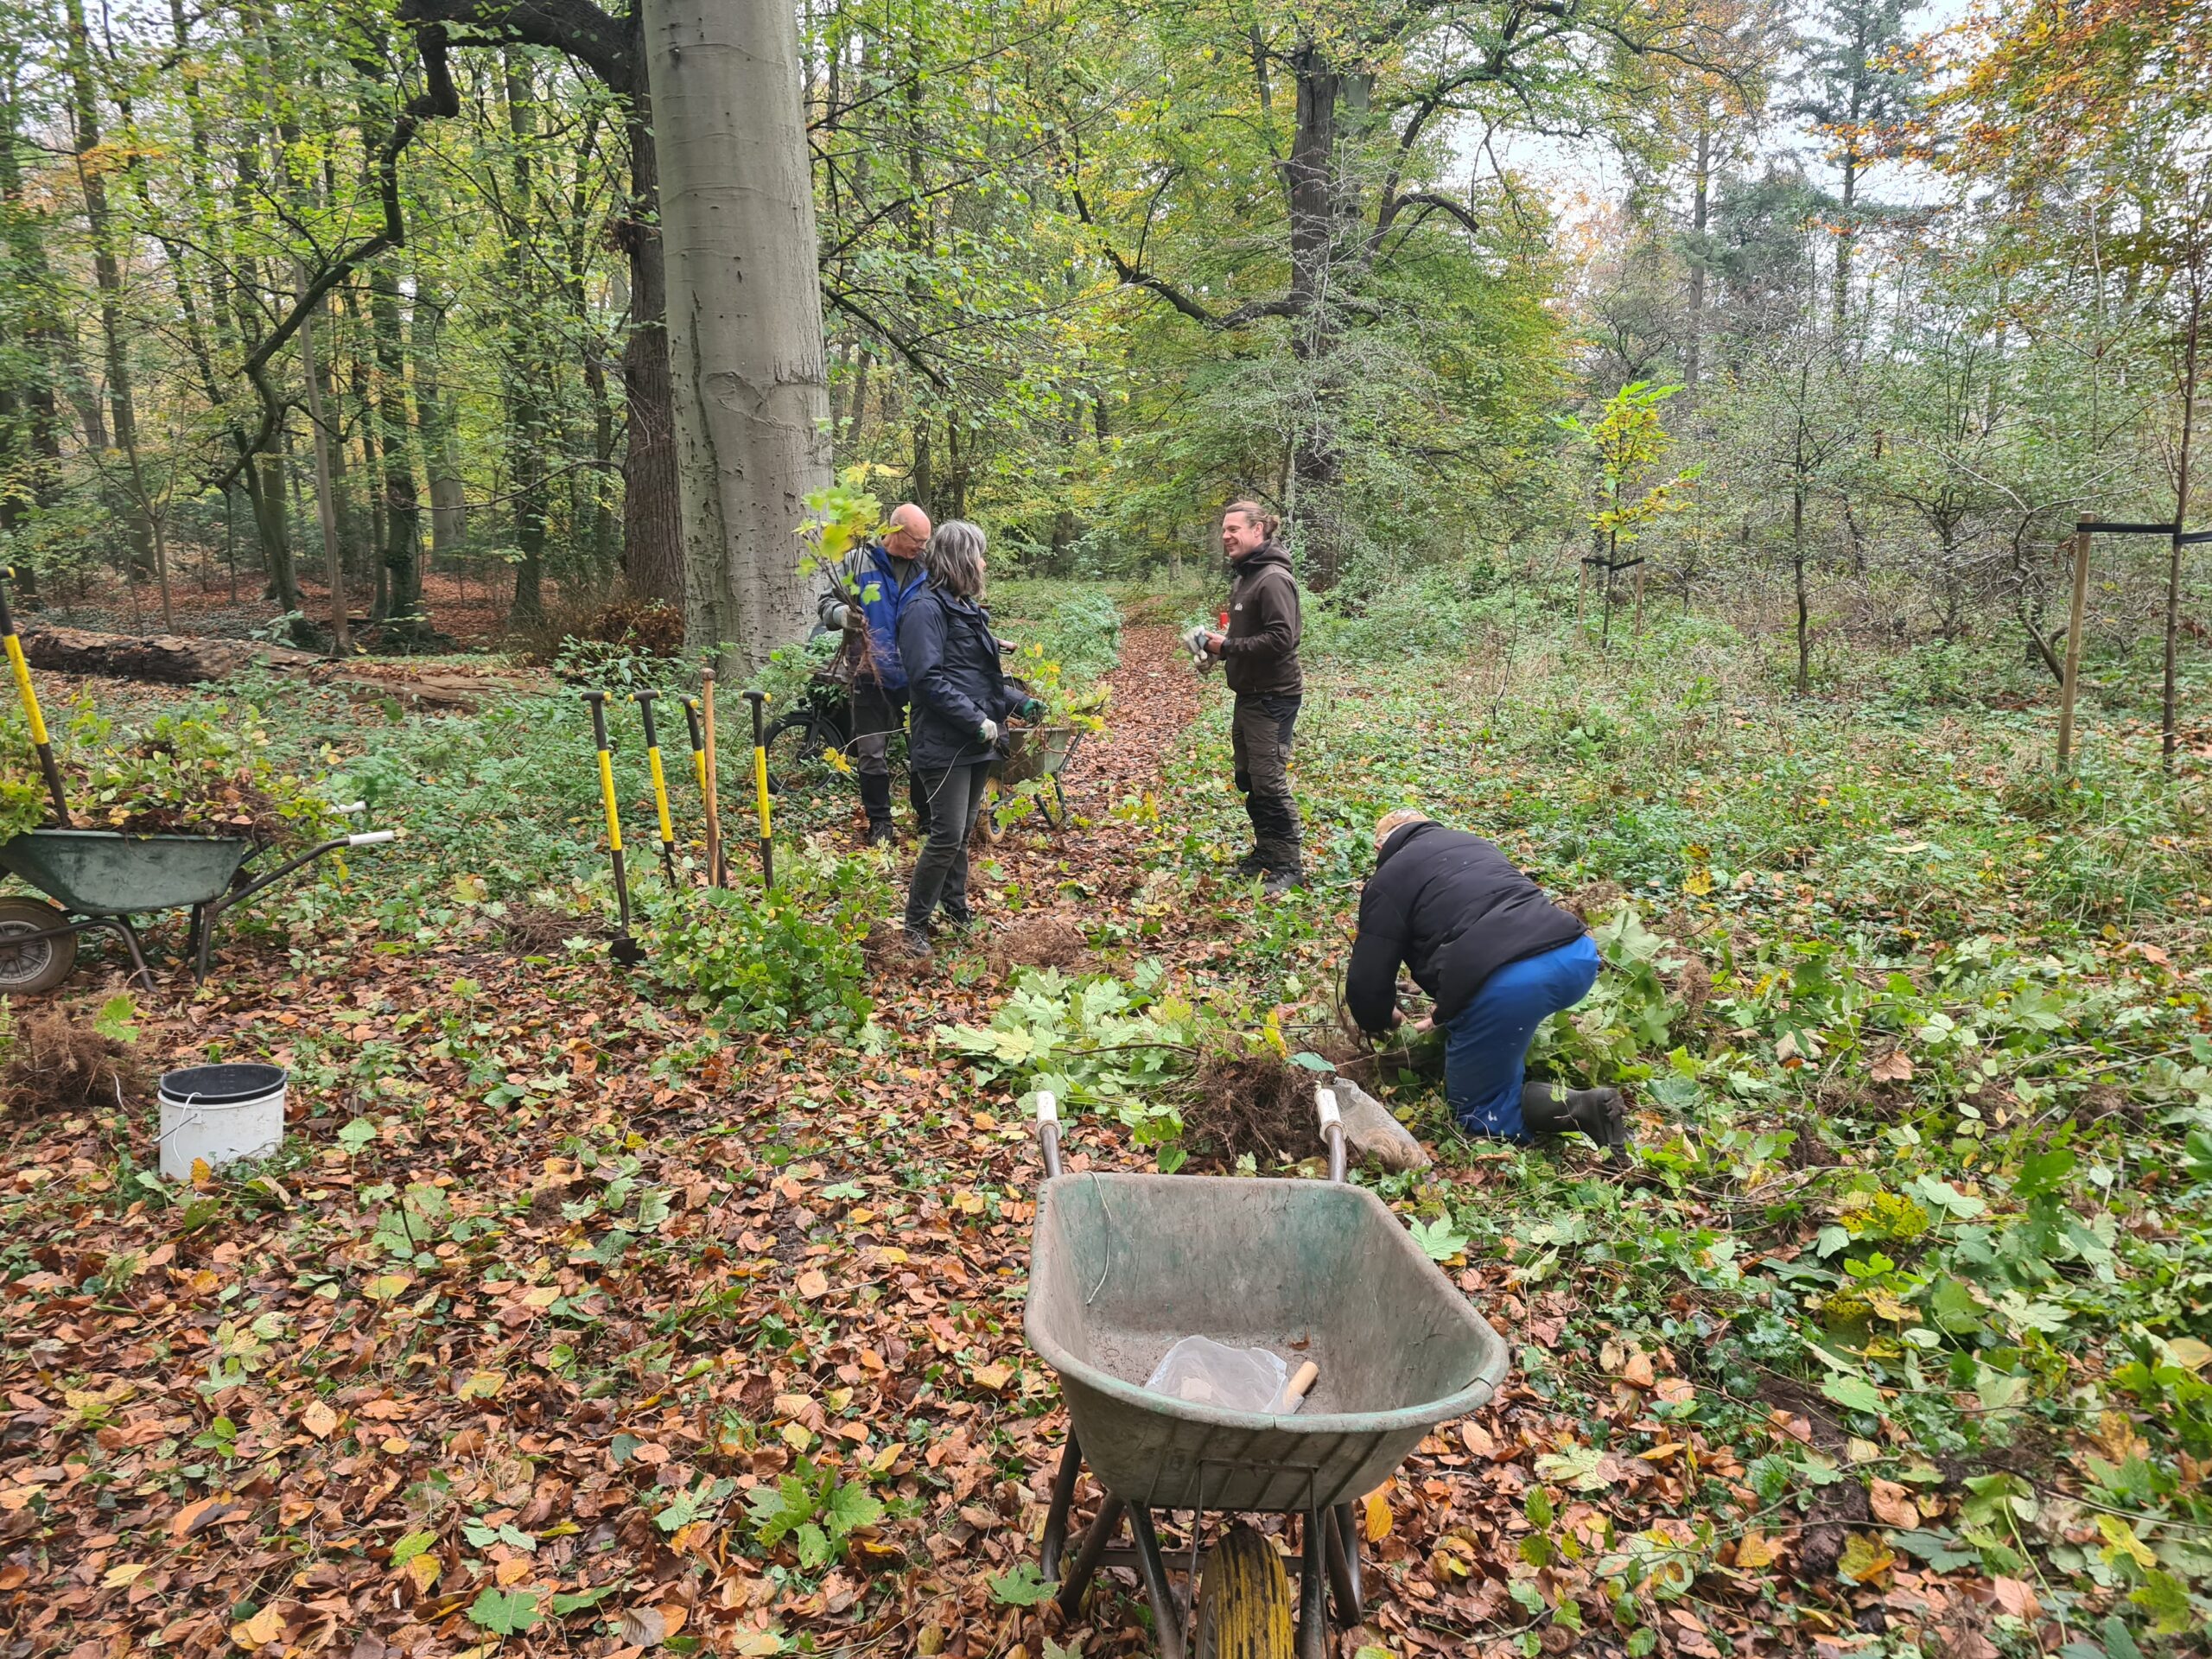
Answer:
[
  {"left": 0, "top": 820, "right": 395, "bottom": 994},
  {"left": 1023, "top": 1090, "right": 1509, "bottom": 1659}
]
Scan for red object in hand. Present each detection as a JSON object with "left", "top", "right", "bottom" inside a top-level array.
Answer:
[{"left": 1217, "top": 610, "right": 1229, "bottom": 629}]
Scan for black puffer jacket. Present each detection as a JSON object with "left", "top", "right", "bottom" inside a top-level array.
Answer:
[
  {"left": 1345, "top": 822, "right": 1586, "bottom": 1033},
  {"left": 896, "top": 586, "right": 1022, "bottom": 772}
]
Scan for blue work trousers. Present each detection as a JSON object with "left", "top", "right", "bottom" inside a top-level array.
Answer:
[{"left": 1444, "top": 933, "right": 1603, "bottom": 1139}]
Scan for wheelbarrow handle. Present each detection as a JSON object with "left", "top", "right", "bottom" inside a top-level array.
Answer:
[
  {"left": 1315, "top": 1087, "right": 1346, "bottom": 1184},
  {"left": 1034, "top": 1090, "right": 1062, "bottom": 1182},
  {"left": 213, "top": 830, "right": 395, "bottom": 912}
]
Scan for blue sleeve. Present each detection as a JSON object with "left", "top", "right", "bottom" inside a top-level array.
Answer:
[{"left": 899, "top": 602, "right": 988, "bottom": 733}]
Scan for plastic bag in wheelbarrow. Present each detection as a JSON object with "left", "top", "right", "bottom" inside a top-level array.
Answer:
[{"left": 1024, "top": 1172, "right": 1508, "bottom": 1514}]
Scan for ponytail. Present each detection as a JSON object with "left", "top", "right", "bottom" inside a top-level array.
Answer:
[{"left": 1224, "top": 499, "right": 1281, "bottom": 541}]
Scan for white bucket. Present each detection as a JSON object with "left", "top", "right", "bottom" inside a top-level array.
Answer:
[{"left": 158, "top": 1064, "right": 289, "bottom": 1180}]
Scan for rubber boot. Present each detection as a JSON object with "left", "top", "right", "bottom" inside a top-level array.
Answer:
[
  {"left": 1522, "top": 1082, "right": 1629, "bottom": 1164},
  {"left": 859, "top": 772, "right": 897, "bottom": 846}
]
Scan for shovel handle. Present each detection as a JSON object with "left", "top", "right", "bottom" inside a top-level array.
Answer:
[
  {"left": 1281, "top": 1361, "right": 1319, "bottom": 1411},
  {"left": 0, "top": 566, "right": 70, "bottom": 825},
  {"left": 743, "top": 689, "right": 772, "bottom": 887},
  {"left": 635, "top": 690, "right": 675, "bottom": 849},
  {"left": 1315, "top": 1086, "right": 1345, "bottom": 1183},
  {"left": 583, "top": 691, "right": 621, "bottom": 853},
  {"left": 1034, "top": 1090, "right": 1062, "bottom": 1182}
]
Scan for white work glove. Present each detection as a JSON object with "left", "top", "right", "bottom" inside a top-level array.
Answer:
[
  {"left": 831, "top": 603, "right": 860, "bottom": 632},
  {"left": 978, "top": 718, "right": 1000, "bottom": 743}
]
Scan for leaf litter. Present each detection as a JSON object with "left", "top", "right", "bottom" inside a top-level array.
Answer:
[{"left": 0, "top": 620, "right": 2196, "bottom": 1658}]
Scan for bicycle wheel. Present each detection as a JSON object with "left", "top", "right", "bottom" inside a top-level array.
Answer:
[{"left": 763, "top": 712, "right": 843, "bottom": 796}]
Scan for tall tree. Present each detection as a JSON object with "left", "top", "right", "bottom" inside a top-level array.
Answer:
[
  {"left": 641, "top": 0, "right": 830, "bottom": 669},
  {"left": 1791, "top": 0, "right": 1924, "bottom": 332}
]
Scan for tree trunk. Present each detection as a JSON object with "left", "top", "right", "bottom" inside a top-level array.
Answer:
[
  {"left": 371, "top": 264, "right": 429, "bottom": 641},
  {"left": 411, "top": 285, "right": 467, "bottom": 559},
  {"left": 1793, "top": 486, "right": 1810, "bottom": 694},
  {"left": 296, "top": 283, "right": 352, "bottom": 655},
  {"left": 643, "top": 0, "right": 831, "bottom": 671},
  {"left": 1284, "top": 38, "right": 1351, "bottom": 588},
  {"left": 501, "top": 54, "right": 549, "bottom": 631},
  {"left": 1685, "top": 116, "right": 1709, "bottom": 396},
  {"left": 60, "top": 0, "right": 155, "bottom": 582},
  {"left": 0, "top": 60, "right": 63, "bottom": 607},
  {"left": 619, "top": 32, "right": 683, "bottom": 606},
  {"left": 227, "top": 132, "right": 303, "bottom": 615},
  {"left": 2163, "top": 268, "right": 2202, "bottom": 770}
]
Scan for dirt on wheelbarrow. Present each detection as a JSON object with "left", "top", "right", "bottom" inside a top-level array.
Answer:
[{"left": 1185, "top": 1051, "right": 1321, "bottom": 1169}]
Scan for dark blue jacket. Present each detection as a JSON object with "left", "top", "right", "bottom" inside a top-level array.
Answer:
[
  {"left": 817, "top": 543, "right": 928, "bottom": 690},
  {"left": 897, "top": 586, "right": 1020, "bottom": 772}
]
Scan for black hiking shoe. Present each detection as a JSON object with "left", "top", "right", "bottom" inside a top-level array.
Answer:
[
  {"left": 866, "top": 820, "right": 899, "bottom": 848},
  {"left": 1262, "top": 864, "right": 1304, "bottom": 897},
  {"left": 1230, "top": 847, "right": 1268, "bottom": 878},
  {"left": 900, "top": 929, "right": 934, "bottom": 962}
]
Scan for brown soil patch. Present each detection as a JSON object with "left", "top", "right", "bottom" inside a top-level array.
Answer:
[
  {"left": 1186, "top": 1052, "right": 1320, "bottom": 1169},
  {"left": 503, "top": 906, "right": 599, "bottom": 956},
  {"left": 1797, "top": 1476, "right": 1872, "bottom": 1582},
  {"left": 988, "top": 915, "right": 1089, "bottom": 977},
  {"left": 862, "top": 919, "right": 926, "bottom": 978},
  {"left": 2, "top": 1006, "right": 144, "bottom": 1114}
]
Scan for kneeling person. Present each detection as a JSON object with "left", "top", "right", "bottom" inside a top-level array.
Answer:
[{"left": 1344, "top": 810, "right": 1626, "bottom": 1158}]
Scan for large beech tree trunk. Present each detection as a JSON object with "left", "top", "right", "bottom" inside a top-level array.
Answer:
[{"left": 642, "top": 0, "right": 829, "bottom": 671}]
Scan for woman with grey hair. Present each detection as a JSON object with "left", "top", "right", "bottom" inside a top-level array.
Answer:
[{"left": 893, "top": 521, "right": 1040, "bottom": 957}]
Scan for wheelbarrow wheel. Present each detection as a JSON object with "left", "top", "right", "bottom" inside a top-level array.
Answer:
[
  {"left": 972, "top": 779, "right": 1005, "bottom": 849},
  {"left": 0, "top": 897, "right": 76, "bottom": 994},
  {"left": 1195, "top": 1523, "right": 1294, "bottom": 1659}
]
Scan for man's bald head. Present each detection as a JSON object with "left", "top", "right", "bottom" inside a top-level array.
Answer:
[{"left": 884, "top": 502, "right": 931, "bottom": 558}]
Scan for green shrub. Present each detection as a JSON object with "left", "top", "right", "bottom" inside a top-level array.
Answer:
[{"left": 642, "top": 855, "right": 874, "bottom": 1035}]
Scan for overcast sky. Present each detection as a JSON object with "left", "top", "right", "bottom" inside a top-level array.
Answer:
[{"left": 1471, "top": 0, "right": 1975, "bottom": 226}]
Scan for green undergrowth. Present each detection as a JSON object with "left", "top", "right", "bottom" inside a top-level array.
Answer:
[{"left": 1141, "top": 607, "right": 2212, "bottom": 1645}]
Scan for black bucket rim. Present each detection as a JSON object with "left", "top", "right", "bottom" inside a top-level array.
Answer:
[{"left": 157, "top": 1062, "right": 289, "bottom": 1107}]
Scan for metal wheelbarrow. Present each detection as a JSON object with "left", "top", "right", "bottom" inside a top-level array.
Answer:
[
  {"left": 0, "top": 819, "right": 395, "bottom": 994},
  {"left": 1024, "top": 1090, "right": 1509, "bottom": 1659},
  {"left": 975, "top": 721, "right": 1083, "bottom": 843}
]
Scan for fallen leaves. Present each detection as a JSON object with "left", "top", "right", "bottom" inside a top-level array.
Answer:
[
  {"left": 1836, "top": 1531, "right": 1897, "bottom": 1585},
  {"left": 1868, "top": 1478, "right": 1918, "bottom": 1529},
  {"left": 1869, "top": 1048, "right": 1916, "bottom": 1083},
  {"left": 1363, "top": 1488, "right": 1394, "bottom": 1541}
]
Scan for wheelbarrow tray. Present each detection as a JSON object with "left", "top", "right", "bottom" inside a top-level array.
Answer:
[
  {"left": 0, "top": 828, "right": 251, "bottom": 915},
  {"left": 996, "top": 723, "right": 1080, "bottom": 787},
  {"left": 1025, "top": 1173, "right": 1508, "bottom": 1514}
]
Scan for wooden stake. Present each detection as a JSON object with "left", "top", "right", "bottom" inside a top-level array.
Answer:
[{"left": 2057, "top": 521, "right": 2093, "bottom": 773}]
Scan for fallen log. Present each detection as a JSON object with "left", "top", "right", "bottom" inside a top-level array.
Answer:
[
  {"left": 18, "top": 623, "right": 537, "bottom": 711},
  {"left": 21, "top": 625, "right": 322, "bottom": 683}
]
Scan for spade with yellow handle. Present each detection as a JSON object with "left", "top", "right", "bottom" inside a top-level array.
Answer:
[
  {"left": 0, "top": 566, "right": 70, "bottom": 825},
  {"left": 583, "top": 690, "right": 645, "bottom": 966},
  {"left": 632, "top": 690, "right": 679, "bottom": 886},
  {"left": 700, "top": 671, "right": 727, "bottom": 888},
  {"left": 743, "top": 688, "right": 772, "bottom": 889}
]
